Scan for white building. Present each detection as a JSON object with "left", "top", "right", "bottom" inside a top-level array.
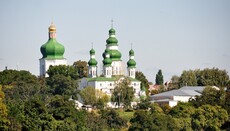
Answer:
[
  {"left": 78, "top": 27, "right": 142, "bottom": 107},
  {"left": 150, "top": 86, "right": 219, "bottom": 107},
  {"left": 39, "top": 23, "right": 67, "bottom": 77}
]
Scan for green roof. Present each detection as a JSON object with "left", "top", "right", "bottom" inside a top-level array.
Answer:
[
  {"left": 40, "top": 38, "right": 65, "bottom": 59},
  {"left": 85, "top": 76, "right": 140, "bottom": 82}
]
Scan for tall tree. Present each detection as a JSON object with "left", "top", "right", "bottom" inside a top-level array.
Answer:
[
  {"left": 80, "top": 86, "right": 109, "bottom": 107},
  {"left": 111, "top": 77, "right": 135, "bottom": 108},
  {"left": 135, "top": 71, "right": 149, "bottom": 95},
  {"left": 179, "top": 70, "right": 197, "bottom": 87},
  {"left": 73, "top": 60, "right": 88, "bottom": 78},
  {"left": 155, "top": 69, "right": 164, "bottom": 85}
]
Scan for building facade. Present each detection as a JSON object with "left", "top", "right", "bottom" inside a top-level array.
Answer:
[{"left": 78, "top": 27, "right": 142, "bottom": 107}]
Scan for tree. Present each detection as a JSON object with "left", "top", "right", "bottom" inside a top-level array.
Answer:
[
  {"left": 190, "top": 86, "right": 226, "bottom": 107},
  {"left": 101, "top": 109, "right": 127, "bottom": 129},
  {"left": 111, "top": 77, "right": 135, "bottom": 108},
  {"left": 155, "top": 69, "right": 164, "bottom": 85},
  {"left": 179, "top": 70, "right": 197, "bottom": 87},
  {"left": 178, "top": 68, "right": 230, "bottom": 88},
  {"left": 168, "top": 75, "right": 180, "bottom": 90},
  {"left": 80, "top": 86, "right": 109, "bottom": 107},
  {"left": 47, "top": 74, "right": 78, "bottom": 97},
  {"left": 135, "top": 71, "right": 149, "bottom": 89},
  {"left": 73, "top": 60, "right": 88, "bottom": 78},
  {"left": 129, "top": 109, "right": 179, "bottom": 131},
  {"left": 197, "top": 68, "right": 229, "bottom": 87},
  {"left": 0, "top": 85, "right": 10, "bottom": 130},
  {"left": 22, "top": 98, "right": 57, "bottom": 130},
  {"left": 47, "top": 65, "right": 79, "bottom": 80},
  {"left": 191, "top": 105, "right": 228, "bottom": 130}
]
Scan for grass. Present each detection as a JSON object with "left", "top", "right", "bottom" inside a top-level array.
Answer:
[{"left": 116, "top": 109, "right": 135, "bottom": 122}]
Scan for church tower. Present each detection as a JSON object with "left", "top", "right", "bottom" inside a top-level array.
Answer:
[
  {"left": 102, "top": 26, "right": 123, "bottom": 76},
  {"left": 39, "top": 22, "right": 67, "bottom": 77},
  {"left": 88, "top": 48, "right": 98, "bottom": 78},
  {"left": 127, "top": 49, "right": 136, "bottom": 78}
]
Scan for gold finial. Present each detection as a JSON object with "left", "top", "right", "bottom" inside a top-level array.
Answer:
[{"left": 48, "top": 21, "right": 56, "bottom": 32}]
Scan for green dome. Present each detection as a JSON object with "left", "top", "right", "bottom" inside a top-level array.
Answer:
[
  {"left": 103, "top": 57, "right": 112, "bottom": 66},
  {"left": 90, "top": 48, "right": 95, "bottom": 55},
  {"left": 129, "top": 49, "right": 134, "bottom": 56},
  {"left": 127, "top": 59, "right": 136, "bottom": 68},
  {"left": 110, "top": 50, "right": 121, "bottom": 60},
  {"left": 106, "top": 37, "right": 118, "bottom": 45},
  {"left": 88, "top": 58, "right": 97, "bottom": 66},
  {"left": 40, "top": 38, "right": 65, "bottom": 59},
  {"left": 102, "top": 49, "right": 110, "bottom": 59},
  {"left": 106, "top": 28, "right": 118, "bottom": 45},
  {"left": 109, "top": 28, "right": 116, "bottom": 35}
]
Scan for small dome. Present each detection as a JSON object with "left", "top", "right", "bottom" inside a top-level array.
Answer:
[
  {"left": 48, "top": 22, "right": 56, "bottom": 32},
  {"left": 102, "top": 49, "right": 110, "bottom": 58},
  {"left": 88, "top": 58, "right": 97, "bottom": 66},
  {"left": 103, "top": 57, "right": 112, "bottom": 66},
  {"left": 40, "top": 39, "right": 65, "bottom": 59},
  {"left": 109, "top": 28, "right": 116, "bottom": 35},
  {"left": 106, "top": 37, "right": 118, "bottom": 45},
  {"left": 90, "top": 48, "right": 95, "bottom": 55},
  {"left": 127, "top": 59, "right": 136, "bottom": 68},
  {"left": 110, "top": 50, "right": 121, "bottom": 60},
  {"left": 129, "top": 49, "right": 134, "bottom": 56}
]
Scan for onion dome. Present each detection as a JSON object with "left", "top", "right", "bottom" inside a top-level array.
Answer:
[
  {"left": 106, "top": 28, "right": 118, "bottom": 45},
  {"left": 127, "top": 49, "right": 136, "bottom": 68},
  {"left": 88, "top": 48, "right": 97, "bottom": 66},
  {"left": 127, "top": 59, "right": 136, "bottom": 68},
  {"left": 88, "top": 59, "right": 97, "bottom": 66},
  {"left": 90, "top": 48, "right": 95, "bottom": 55},
  {"left": 129, "top": 49, "right": 134, "bottom": 56},
  {"left": 110, "top": 50, "right": 121, "bottom": 60},
  {"left": 102, "top": 48, "right": 110, "bottom": 59},
  {"left": 103, "top": 57, "right": 112, "bottom": 66},
  {"left": 103, "top": 49, "right": 112, "bottom": 66},
  {"left": 40, "top": 38, "right": 65, "bottom": 59}
]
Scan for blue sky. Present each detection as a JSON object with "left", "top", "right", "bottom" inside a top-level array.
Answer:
[{"left": 0, "top": 0, "right": 230, "bottom": 82}]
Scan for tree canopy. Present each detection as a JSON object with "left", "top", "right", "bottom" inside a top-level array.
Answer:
[{"left": 155, "top": 69, "right": 164, "bottom": 85}]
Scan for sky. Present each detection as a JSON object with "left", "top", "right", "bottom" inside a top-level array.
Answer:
[{"left": 0, "top": 0, "right": 230, "bottom": 82}]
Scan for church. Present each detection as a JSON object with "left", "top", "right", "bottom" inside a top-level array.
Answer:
[{"left": 39, "top": 23, "right": 143, "bottom": 107}]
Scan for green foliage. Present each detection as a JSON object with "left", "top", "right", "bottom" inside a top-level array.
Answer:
[
  {"left": 0, "top": 70, "right": 37, "bottom": 86},
  {"left": 47, "top": 74, "right": 78, "bottom": 97},
  {"left": 47, "top": 65, "right": 79, "bottom": 80},
  {"left": 179, "top": 70, "right": 198, "bottom": 87},
  {"left": 111, "top": 77, "right": 135, "bottom": 108},
  {"left": 191, "top": 105, "right": 228, "bottom": 130},
  {"left": 168, "top": 75, "right": 180, "bottom": 90},
  {"left": 80, "top": 86, "right": 109, "bottom": 107},
  {"left": 0, "top": 85, "right": 10, "bottom": 130},
  {"left": 101, "top": 109, "right": 127, "bottom": 129},
  {"left": 179, "top": 68, "right": 229, "bottom": 87},
  {"left": 190, "top": 86, "right": 226, "bottom": 107},
  {"left": 129, "top": 109, "right": 179, "bottom": 131},
  {"left": 155, "top": 69, "right": 164, "bottom": 85},
  {"left": 73, "top": 60, "right": 88, "bottom": 78},
  {"left": 135, "top": 71, "right": 149, "bottom": 95}
]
